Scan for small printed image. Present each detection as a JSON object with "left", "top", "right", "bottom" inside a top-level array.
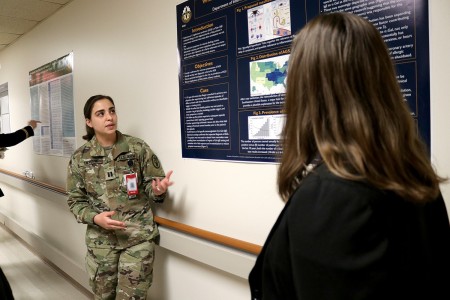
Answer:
[
  {"left": 248, "top": 114, "right": 285, "bottom": 140},
  {"left": 249, "top": 54, "right": 289, "bottom": 96},
  {"left": 247, "top": 0, "right": 291, "bottom": 45}
]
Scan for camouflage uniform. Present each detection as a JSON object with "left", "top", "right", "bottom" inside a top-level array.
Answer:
[{"left": 67, "top": 131, "right": 166, "bottom": 300}]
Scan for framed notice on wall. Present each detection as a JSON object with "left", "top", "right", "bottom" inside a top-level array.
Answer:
[
  {"left": 176, "top": 0, "right": 430, "bottom": 163},
  {"left": 0, "top": 83, "right": 11, "bottom": 134},
  {"left": 29, "top": 52, "right": 76, "bottom": 157}
]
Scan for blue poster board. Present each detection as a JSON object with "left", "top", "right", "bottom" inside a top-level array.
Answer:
[{"left": 176, "top": 0, "right": 429, "bottom": 162}]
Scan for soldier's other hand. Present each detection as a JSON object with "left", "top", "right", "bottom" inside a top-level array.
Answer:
[
  {"left": 93, "top": 211, "right": 126, "bottom": 230},
  {"left": 152, "top": 170, "right": 174, "bottom": 196}
]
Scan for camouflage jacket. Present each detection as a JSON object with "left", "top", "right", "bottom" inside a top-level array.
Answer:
[{"left": 66, "top": 131, "right": 166, "bottom": 249}]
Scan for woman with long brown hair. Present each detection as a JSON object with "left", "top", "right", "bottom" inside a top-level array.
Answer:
[{"left": 249, "top": 12, "right": 450, "bottom": 300}]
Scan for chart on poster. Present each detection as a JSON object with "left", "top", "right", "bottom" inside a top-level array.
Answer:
[{"left": 176, "top": 0, "right": 430, "bottom": 163}]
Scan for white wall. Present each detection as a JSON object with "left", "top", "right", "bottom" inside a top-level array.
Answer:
[
  {"left": 0, "top": 0, "right": 278, "bottom": 299},
  {"left": 430, "top": 0, "right": 450, "bottom": 217},
  {"left": 0, "top": 0, "right": 449, "bottom": 299},
  {"left": 0, "top": 0, "right": 282, "bottom": 247}
]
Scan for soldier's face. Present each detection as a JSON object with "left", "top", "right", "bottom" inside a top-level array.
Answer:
[{"left": 86, "top": 99, "right": 117, "bottom": 137}]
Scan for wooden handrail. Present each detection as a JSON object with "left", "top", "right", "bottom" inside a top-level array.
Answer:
[
  {"left": 0, "top": 168, "right": 262, "bottom": 255},
  {"left": 154, "top": 216, "right": 261, "bottom": 254},
  {"left": 0, "top": 168, "right": 67, "bottom": 194}
]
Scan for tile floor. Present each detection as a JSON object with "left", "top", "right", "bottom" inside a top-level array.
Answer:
[{"left": 0, "top": 225, "right": 92, "bottom": 300}]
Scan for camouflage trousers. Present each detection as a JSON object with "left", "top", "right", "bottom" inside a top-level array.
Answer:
[{"left": 86, "top": 240, "right": 155, "bottom": 300}]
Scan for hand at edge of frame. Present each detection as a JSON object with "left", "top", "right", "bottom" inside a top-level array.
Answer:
[{"left": 28, "top": 120, "right": 41, "bottom": 129}]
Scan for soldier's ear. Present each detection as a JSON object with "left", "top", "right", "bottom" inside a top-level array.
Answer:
[{"left": 86, "top": 118, "right": 93, "bottom": 128}]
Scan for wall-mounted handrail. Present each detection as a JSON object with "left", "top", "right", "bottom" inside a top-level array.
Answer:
[
  {"left": 0, "top": 168, "right": 262, "bottom": 255},
  {"left": 154, "top": 216, "right": 261, "bottom": 254}
]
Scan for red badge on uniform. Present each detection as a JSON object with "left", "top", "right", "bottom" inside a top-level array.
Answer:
[{"left": 124, "top": 173, "right": 138, "bottom": 198}]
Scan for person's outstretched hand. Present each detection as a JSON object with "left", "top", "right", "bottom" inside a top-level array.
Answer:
[
  {"left": 28, "top": 120, "right": 41, "bottom": 129},
  {"left": 93, "top": 211, "right": 126, "bottom": 230}
]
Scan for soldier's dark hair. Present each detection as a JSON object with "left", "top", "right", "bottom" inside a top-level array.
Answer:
[{"left": 82, "top": 95, "right": 115, "bottom": 141}]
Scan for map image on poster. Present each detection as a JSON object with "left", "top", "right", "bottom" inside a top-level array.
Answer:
[
  {"left": 177, "top": 0, "right": 430, "bottom": 163},
  {"left": 250, "top": 54, "right": 288, "bottom": 96},
  {"left": 247, "top": 0, "right": 291, "bottom": 45}
]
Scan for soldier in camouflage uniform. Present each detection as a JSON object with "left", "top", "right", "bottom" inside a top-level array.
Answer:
[{"left": 67, "top": 95, "right": 173, "bottom": 300}]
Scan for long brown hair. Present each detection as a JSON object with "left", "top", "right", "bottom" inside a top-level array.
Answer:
[
  {"left": 278, "top": 12, "right": 445, "bottom": 202},
  {"left": 82, "top": 95, "right": 115, "bottom": 140}
]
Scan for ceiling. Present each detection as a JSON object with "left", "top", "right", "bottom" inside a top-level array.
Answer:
[{"left": 0, "top": 0, "right": 74, "bottom": 52}]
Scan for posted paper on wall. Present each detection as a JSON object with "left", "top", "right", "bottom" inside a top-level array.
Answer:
[
  {"left": 29, "top": 53, "right": 76, "bottom": 157},
  {"left": 176, "top": 0, "right": 430, "bottom": 163}
]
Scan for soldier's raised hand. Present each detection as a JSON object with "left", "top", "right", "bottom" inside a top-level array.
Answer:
[{"left": 152, "top": 170, "right": 174, "bottom": 196}]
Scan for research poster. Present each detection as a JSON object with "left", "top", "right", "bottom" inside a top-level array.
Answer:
[
  {"left": 0, "top": 83, "right": 11, "bottom": 134},
  {"left": 176, "top": 0, "right": 429, "bottom": 163},
  {"left": 29, "top": 53, "right": 76, "bottom": 157}
]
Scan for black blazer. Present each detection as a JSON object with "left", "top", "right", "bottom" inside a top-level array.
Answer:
[
  {"left": 249, "top": 164, "right": 450, "bottom": 300},
  {"left": 0, "top": 125, "right": 34, "bottom": 196},
  {"left": 0, "top": 126, "right": 34, "bottom": 148}
]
